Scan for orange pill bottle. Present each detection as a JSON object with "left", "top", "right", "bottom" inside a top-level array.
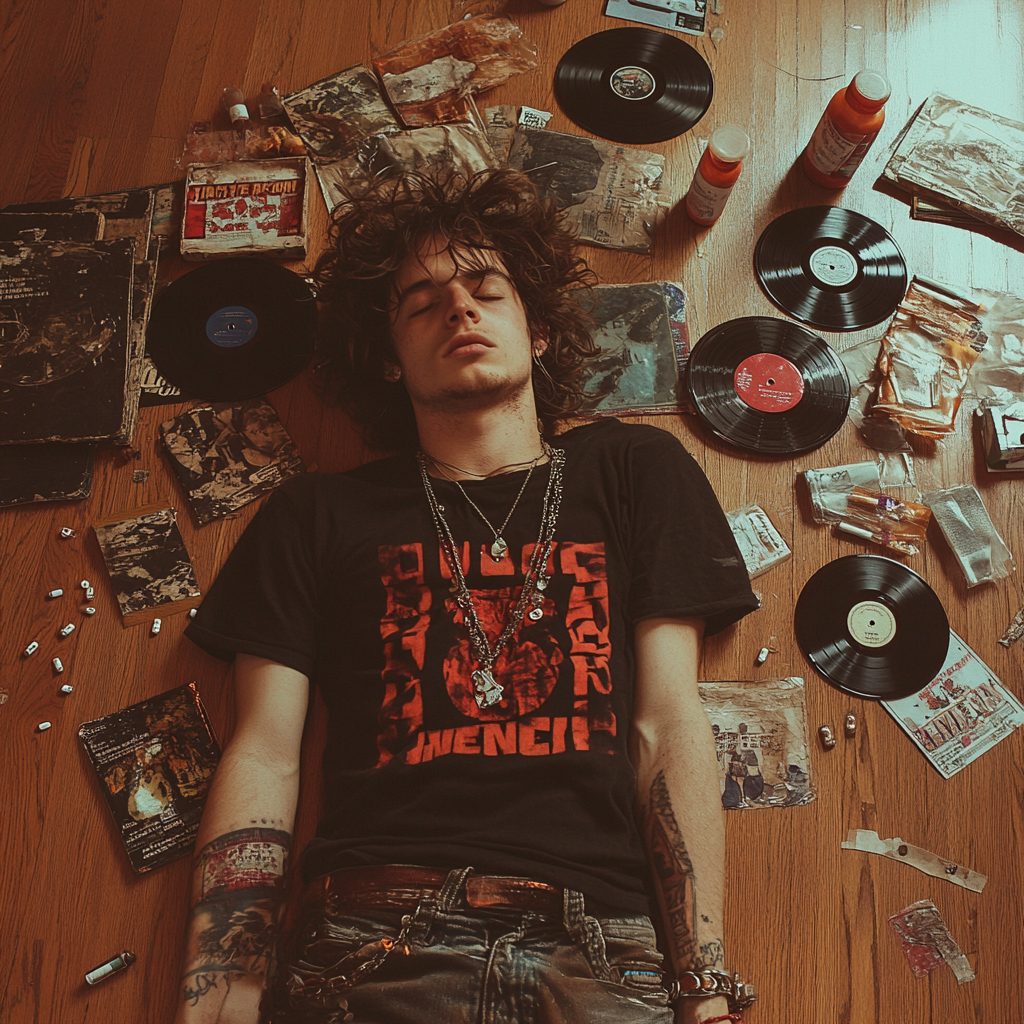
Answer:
[
  {"left": 685, "top": 125, "right": 751, "bottom": 226},
  {"left": 801, "top": 70, "right": 891, "bottom": 188}
]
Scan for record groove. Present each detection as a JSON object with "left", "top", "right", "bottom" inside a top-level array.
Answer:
[
  {"left": 794, "top": 554, "right": 950, "bottom": 700},
  {"left": 687, "top": 316, "right": 851, "bottom": 455},
  {"left": 754, "top": 206, "right": 908, "bottom": 332},
  {"left": 146, "top": 259, "right": 317, "bottom": 402},
  {"left": 554, "top": 28, "right": 713, "bottom": 144}
]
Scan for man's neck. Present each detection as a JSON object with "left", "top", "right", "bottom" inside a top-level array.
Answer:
[{"left": 416, "top": 404, "right": 547, "bottom": 479}]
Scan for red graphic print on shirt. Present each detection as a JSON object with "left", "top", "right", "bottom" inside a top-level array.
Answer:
[{"left": 374, "top": 541, "right": 613, "bottom": 765}]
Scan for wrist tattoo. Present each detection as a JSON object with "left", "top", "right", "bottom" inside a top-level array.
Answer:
[
  {"left": 695, "top": 938, "right": 725, "bottom": 969},
  {"left": 643, "top": 770, "right": 698, "bottom": 964},
  {"left": 193, "top": 827, "right": 291, "bottom": 901}
]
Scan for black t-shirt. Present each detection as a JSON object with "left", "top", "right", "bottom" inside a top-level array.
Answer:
[{"left": 186, "top": 420, "right": 758, "bottom": 912}]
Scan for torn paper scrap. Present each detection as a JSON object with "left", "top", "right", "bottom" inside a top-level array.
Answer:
[
  {"left": 999, "top": 602, "right": 1024, "bottom": 647},
  {"left": 888, "top": 900, "right": 975, "bottom": 984},
  {"left": 841, "top": 829, "right": 987, "bottom": 892}
]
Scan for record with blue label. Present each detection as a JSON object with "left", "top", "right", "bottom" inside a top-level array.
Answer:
[
  {"left": 554, "top": 27, "right": 713, "bottom": 144},
  {"left": 146, "top": 259, "right": 317, "bottom": 401}
]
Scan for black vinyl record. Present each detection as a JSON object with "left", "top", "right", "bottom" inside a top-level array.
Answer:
[
  {"left": 687, "top": 316, "right": 851, "bottom": 455},
  {"left": 794, "top": 554, "right": 950, "bottom": 701},
  {"left": 754, "top": 206, "right": 908, "bottom": 332},
  {"left": 554, "top": 27, "right": 713, "bottom": 144},
  {"left": 146, "top": 259, "right": 317, "bottom": 402}
]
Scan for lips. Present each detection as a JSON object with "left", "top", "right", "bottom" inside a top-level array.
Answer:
[{"left": 445, "top": 333, "right": 494, "bottom": 356}]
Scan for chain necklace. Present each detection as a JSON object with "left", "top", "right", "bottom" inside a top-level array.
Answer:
[
  {"left": 417, "top": 442, "right": 565, "bottom": 709},
  {"left": 430, "top": 452, "right": 544, "bottom": 561}
]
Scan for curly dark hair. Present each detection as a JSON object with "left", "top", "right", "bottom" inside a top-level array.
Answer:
[{"left": 313, "top": 169, "right": 597, "bottom": 451}]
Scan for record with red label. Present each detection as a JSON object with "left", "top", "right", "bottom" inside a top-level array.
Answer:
[
  {"left": 794, "top": 554, "right": 950, "bottom": 700},
  {"left": 687, "top": 316, "right": 851, "bottom": 454},
  {"left": 754, "top": 206, "right": 908, "bottom": 332},
  {"left": 554, "top": 27, "right": 713, "bottom": 144},
  {"left": 146, "top": 258, "right": 317, "bottom": 402}
]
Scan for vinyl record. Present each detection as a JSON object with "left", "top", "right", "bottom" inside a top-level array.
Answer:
[
  {"left": 687, "top": 316, "right": 851, "bottom": 455},
  {"left": 146, "top": 259, "right": 317, "bottom": 401},
  {"left": 794, "top": 554, "right": 950, "bottom": 700},
  {"left": 554, "top": 27, "right": 713, "bottom": 144},
  {"left": 754, "top": 206, "right": 908, "bottom": 332}
]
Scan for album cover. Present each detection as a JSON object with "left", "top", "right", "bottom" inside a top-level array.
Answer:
[
  {"left": 603, "top": 0, "right": 708, "bottom": 37},
  {"left": 0, "top": 238, "right": 136, "bottom": 445},
  {"left": 698, "top": 677, "right": 815, "bottom": 810},
  {"left": 577, "top": 282, "right": 686, "bottom": 416},
  {"left": 282, "top": 64, "right": 400, "bottom": 160},
  {"left": 313, "top": 124, "right": 496, "bottom": 213},
  {"left": 78, "top": 681, "right": 221, "bottom": 873},
  {"left": 884, "top": 94, "right": 1024, "bottom": 239},
  {"left": 371, "top": 16, "right": 538, "bottom": 129},
  {"left": 506, "top": 127, "right": 665, "bottom": 253},
  {"left": 0, "top": 442, "right": 95, "bottom": 506},
  {"left": 181, "top": 157, "right": 309, "bottom": 260},
  {"left": 92, "top": 503, "right": 201, "bottom": 623},
  {"left": 882, "top": 632, "right": 1024, "bottom": 779},
  {"left": 0, "top": 210, "right": 104, "bottom": 242},
  {"left": 4, "top": 188, "right": 155, "bottom": 266},
  {"left": 161, "top": 398, "right": 304, "bottom": 524}
]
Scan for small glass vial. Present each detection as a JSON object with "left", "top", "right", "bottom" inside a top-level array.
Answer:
[
  {"left": 801, "top": 70, "right": 891, "bottom": 188},
  {"left": 220, "top": 86, "right": 252, "bottom": 129},
  {"left": 685, "top": 125, "right": 751, "bottom": 226}
]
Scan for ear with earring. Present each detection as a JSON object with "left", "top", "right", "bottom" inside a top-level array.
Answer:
[{"left": 383, "top": 362, "right": 402, "bottom": 383}]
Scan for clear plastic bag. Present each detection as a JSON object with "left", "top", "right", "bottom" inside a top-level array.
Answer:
[{"left": 922, "top": 485, "right": 1016, "bottom": 586}]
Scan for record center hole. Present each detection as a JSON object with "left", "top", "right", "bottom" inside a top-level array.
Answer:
[{"left": 767, "top": 377, "right": 776, "bottom": 385}]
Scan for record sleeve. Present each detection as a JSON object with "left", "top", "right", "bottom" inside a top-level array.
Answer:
[
  {"left": 687, "top": 316, "right": 851, "bottom": 455},
  {"left": 0, "top": 239, "right": 136, "bottom": 445},
  {"left": 794, "top": 554, "right": 949, "bottom": 700},
  {"left": 554, "top": 27, "right": 712, "bottom": 144},
  {"left": 754, "top": 206, "right": 908, "bottom": 332},
  {"left": 506, "top": 127, "right": 665, "bottom": 253},
  {"left": 78, "top": 681, "right": 220, "bottom": 873}
]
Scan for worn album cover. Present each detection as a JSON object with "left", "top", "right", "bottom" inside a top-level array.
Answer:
[
  {"left": 507, "top": 127, "right": 665, "bottom": 253},
  {"left": 181, "top": 157, "right": 309, "bottom": 260},
  {"left": 0, "top": 239, "right": 136, "bottom": 445},
  {"left": 161, "top": 398, "right": 304, "bottom": 524},
  {"left": 884, "top": 94, "right": 1024, "bottom": 239},
  {"left": 371, "top": 16, "right": 538, "bottom": 129},
  {"left": 577, "top": 282, "right": 685, "bottom": 416},
  {"left": 313, "top": 124, "right": 497, "bottom": 213},
  {"left": 698, "top": 677, "right": 815, "bottom": 810},
  {"left": 0, "top": 210, "right": 104, "bottom": 242},
  {"left": 0, "top": 441, "right": 95, "bottom": 506},
  {"left": 282, "top": 64, "right": 400, "bottom": 160},
  {"left": 883, "top": 632, "right": 1024, "bottom": 779},
  {"left": 93, "top": 503, "right": 201, "bottom": 622},
  {"left": 78, "top": 681, "right": 221, "bottom": 873}
]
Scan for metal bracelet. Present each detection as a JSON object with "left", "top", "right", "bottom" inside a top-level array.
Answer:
[{"left": 667, "top": 969, "right": 756, "bottom": 1012}]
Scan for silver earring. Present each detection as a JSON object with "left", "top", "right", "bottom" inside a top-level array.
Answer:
[{"left": 384, "top": 365, "right": 402, "bottom": 382}]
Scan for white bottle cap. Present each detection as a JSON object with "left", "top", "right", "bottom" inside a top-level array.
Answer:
[
  {"left": 707, "top": 125, "right": 751, "bottom": 163},
  {"left": 853, "top": 70, "right": 891, "bottom": 104}
]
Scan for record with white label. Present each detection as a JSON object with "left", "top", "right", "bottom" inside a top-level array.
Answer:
[
  {"left": 554, "top": 27, "right": 713, "bottom": 144},
  {"left": 794, "top": 554, "right": 950, "bottom": 700},
  {"left": 754, "top": 206, "right": 908, "bottom": 331},
  {"left": 146, "top": 259, "right": 317, "bottom": 402},
  {"left": 687, "top": 316, "right": 850, "bottom": 455}
]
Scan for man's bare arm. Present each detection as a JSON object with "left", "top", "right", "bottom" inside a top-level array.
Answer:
[
  {"left": 631, "top": 617, "right": 730, "bottom": 1024},
  {"left": 173, "top": 655, "right": 309, "bottom": 1024}
]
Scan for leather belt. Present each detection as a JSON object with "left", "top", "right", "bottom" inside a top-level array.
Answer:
[{"left": 304, "top": 864, "right": 564, "bottom": 916}]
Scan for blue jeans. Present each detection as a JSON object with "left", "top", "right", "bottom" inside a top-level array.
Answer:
[{"left": 271, "top": 867, "right": 674, "bottom": 1024}]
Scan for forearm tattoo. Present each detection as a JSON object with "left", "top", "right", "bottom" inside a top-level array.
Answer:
[
  {"left": 643, "top": 770, "right": 698, "bottom": 966},
  {"left": 181, "top": 827, "right": 291, "bottom": 1005}
]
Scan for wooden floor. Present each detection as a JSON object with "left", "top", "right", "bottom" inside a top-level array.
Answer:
[{"left": 1, "top": 1, "right": 1022, "bottom": 1022}]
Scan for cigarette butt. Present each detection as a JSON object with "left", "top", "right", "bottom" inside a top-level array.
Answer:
[
  {"left": 24, "top": 641, "right": 39, "bottom": 657},
  {"left": 47, "top": 588, "right": 64, "bottom": 599},
  {"left": 60, "top": 623, "right": 76, "bottom": 637},
  {"left": 60, "top": 684, "right": 74, "bottom": 694},
  {"left": 151, "top": 619, "right": 162, "bottom": 636},
  {"left": 38, "top": 722, "right": 52, "bottom": 732},
  {"left": 837, "top": 521, "right": 876, "bottom": 542},
  {"left": 52, "top": 658, "right": 64, "bottom": 674}
]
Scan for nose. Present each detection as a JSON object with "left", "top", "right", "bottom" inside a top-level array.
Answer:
[{"left": 445, "top": 282, "right": 480, "bottom": 325}]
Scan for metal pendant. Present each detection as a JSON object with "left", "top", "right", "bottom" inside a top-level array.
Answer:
[
  {"left": 536, "top": 575, "right": 550, "bottom": 591},
  {"left": 490, "top": 537, "right": 508, "bottom": 562},
  {"left": 528, "top": 607, "right": 543, "bottom": 621},
  {"left": 472, "top": 668, "right": 504, "bottom": 708}
]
